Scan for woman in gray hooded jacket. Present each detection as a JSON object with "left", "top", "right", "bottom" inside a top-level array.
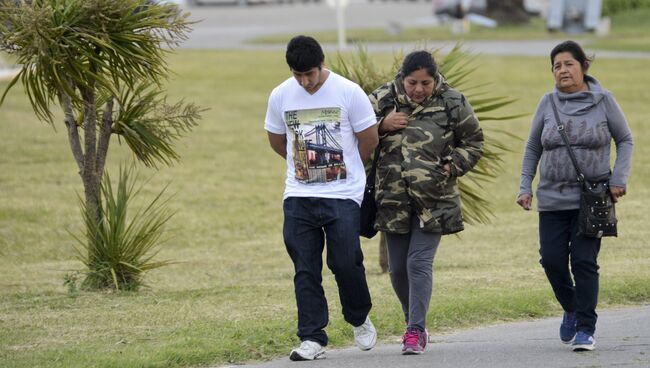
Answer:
[{"left": 517, "top": 40, "right": 633, "bottom": 352}]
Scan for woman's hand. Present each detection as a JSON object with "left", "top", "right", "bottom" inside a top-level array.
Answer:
[
  {"left": 609, "top": 185, "right": 626, "bottom": 203},
  {"left": 379, "top": 107, "right": 409, "bottom": 134},
  {"left": 442, "top": 163, "right": 451, "bottom": 177},
  {"left": 516, "top": 194, "right": 533, "bottom": 211}
]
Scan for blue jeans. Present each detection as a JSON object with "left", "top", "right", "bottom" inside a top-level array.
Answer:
[
  {"left": 283, "top": 197, "right": 372, "bottom": 346},
  {"left": 539, "top": 210, "right": 601, "bottom": 335}
]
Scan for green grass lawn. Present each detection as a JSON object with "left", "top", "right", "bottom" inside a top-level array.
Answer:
[
  {"left": 587, "top": 8, "right": 650, "bottom": 52},
  {"left": 249, "top": 9, "right": 650, "bottom": 52},
  {"left": 250, "top": 17, "right": 556, "bottom": 44},
  {"left": 1, "top": 50, "right": 649, "bottom": 368}
]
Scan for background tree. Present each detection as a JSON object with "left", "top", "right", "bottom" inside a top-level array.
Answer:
[
  {"left": 0, "top": 0, "right": 203, "bottom": 289},
  {"left": 331, "top": 45, "right": 523, "bottom": 271},
  {"left": 486, "top": 0, "right": 530, "bottom": 24}
]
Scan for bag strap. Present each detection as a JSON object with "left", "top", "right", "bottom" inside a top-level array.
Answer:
[
  {"left": 549, "top": 96, "right": 585, "bottom": 183},
  {"left": 366, "top": 145, "right": 381, "bottom": 187}
]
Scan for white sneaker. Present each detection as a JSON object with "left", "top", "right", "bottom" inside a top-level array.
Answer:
[
  {"left": 353, "top": 316, "right": 377, "bottom": 351},
  {"left": 289, "top": 340, "right": 325, "bottom": 361}
]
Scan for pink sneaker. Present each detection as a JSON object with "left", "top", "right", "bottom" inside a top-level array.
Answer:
[{"left": 401, "top": 328, "right": 427, "bottom": 355}]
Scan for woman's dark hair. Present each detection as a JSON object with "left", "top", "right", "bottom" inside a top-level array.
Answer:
[
  {"left": 550, "top": 40, "right": 592, "bottom": 72},
  {"left": 285, "top": 35, "right": 325, "bottom": 72},
  {"left": 400, "top": 50, "right": 438, "bottom": 78}
]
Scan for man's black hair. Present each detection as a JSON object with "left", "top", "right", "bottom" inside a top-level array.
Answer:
[{"left": 285, "top": 35, "right": 324, "bottom": 72}]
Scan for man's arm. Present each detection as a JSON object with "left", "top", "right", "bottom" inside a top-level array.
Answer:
[
  {"left": 355, "top": 125, "right": 379, "bottom": 162},
  {"left": 267, "top": 132, "right": 287, "bottom": 159}
]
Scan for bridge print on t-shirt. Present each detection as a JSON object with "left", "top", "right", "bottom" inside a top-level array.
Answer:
[{"left": 284, "top": 107, "right": 346, "bottom": 184}]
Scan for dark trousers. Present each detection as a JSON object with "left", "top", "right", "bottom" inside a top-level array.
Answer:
[
  {"left": 283, "top": 197, "right": 372, "bottom": 346},
  {"left": 385, "top": 216, "right": 441, "bottom": 331},
  {"left": 539, "top": 210, "right": 602, "bottom": 335}
]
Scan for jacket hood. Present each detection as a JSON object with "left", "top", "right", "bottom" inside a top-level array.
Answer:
[
  {"left": 554, "top": 75, "right": 606, "bottom": 116},
  {"left": 392, "top": 71, "right": 447, "bottom": 108}
]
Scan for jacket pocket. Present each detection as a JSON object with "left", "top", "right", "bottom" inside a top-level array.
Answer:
[{"left": 404, "top": 156, "right": 451, "bottom": 209}]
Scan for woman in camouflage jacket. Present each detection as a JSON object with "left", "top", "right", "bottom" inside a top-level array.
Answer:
[{"left": 368, "top": 51, "right": 483, "bottom": 355}]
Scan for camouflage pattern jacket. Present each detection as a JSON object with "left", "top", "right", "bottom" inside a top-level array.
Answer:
[{"left": 368, "top": 74, "right": 484, "bottom": 235}]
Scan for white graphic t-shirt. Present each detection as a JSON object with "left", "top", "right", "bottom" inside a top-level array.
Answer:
[{"left": 265, "top": 71, "right": 376, "bottom": 204}]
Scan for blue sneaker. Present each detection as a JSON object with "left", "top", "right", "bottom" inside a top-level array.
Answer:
[
  {"left": 572, "top": 331, "right": 595, "bottom": 351},
  {"left": 559, "top": 311, "right": 577, "bottom": 344}
]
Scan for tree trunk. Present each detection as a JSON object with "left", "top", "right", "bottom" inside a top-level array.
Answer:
[
  {"left": 61, "top": 88, "right": 102, "bottom": 255},
  {"left": 62, "top": 72, "right": 114, "bottom": 266},
  {"left": 80, "top": 86, "right": 102, "bottom": 227},
  {"left": 379, "top": 232, "right": 388, "bottom": 273},
  {"left": 96, "top": 98, "right": 114, "bottom": 177},
  {"left": 486, "top": 0, "right": 530, "bottom": 24},
  {"left": 62, "top": 91, "right": 84, "bottom": 173}
]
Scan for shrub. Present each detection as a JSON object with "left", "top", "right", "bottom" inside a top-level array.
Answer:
[
  {"left": 71, "top": 165, "right": 175, "bottom": 291},
  {"left": 602, "top": 0, "right": 650, "bottom": 15}
]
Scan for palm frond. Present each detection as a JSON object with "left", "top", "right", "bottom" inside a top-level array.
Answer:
[
  {"left": 0, "top": 0, "right": 194, "bottom": 123},
  {"left": 112, "top": 82, "right": 205, "bottom": 168}
]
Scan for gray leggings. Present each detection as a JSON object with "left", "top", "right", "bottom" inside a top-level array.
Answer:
[{"left": 385, "top": 216, "right": 441, "bottom": 331}]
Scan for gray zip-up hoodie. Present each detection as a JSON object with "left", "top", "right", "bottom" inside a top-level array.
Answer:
[{"left": 519, "top": 76, "right": 633, "bottom": 212}]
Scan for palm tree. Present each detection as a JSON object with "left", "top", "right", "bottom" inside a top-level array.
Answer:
[
  {"left": 331, "top": 44, "right": 523, "bottom": 271},
  {"left": 0, "top": 0, "right": 203, "bottom": 289}
]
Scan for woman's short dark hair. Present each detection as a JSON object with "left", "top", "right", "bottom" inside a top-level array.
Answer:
[
  {"left": 401, "top": 50, "right": 438, "bottom": 78},
  {"left": 550, "top": 40, "right": 592, "bottom": 71},
  {"left": 285, "top": 35, "right": 325, "bottom": 72}
]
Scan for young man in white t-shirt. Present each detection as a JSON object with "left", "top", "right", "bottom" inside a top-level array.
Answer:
[{"left": 264, "top": 35, "right": 379, "bottom": 361}]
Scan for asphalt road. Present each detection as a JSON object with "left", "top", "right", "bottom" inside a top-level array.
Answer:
[{"left": 220, "top": 305, "right": 650, "bottom": 368}]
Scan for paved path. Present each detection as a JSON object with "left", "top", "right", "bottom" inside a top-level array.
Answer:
[
  {"left": 180, "top": 1, "right": 650, "bottom": 58},
  {"left": 222, "top": 306, "right": 650, "bottom": 368},
  {"left": 181, "top": 1, "right": 434, "bottom": 49}
]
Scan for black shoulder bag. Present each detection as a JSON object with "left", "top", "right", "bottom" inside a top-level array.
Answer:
[
  {"left": 360, "top": 87, "right": 400, "bottom": 239},
  {"left": 359, "top": 145, "right": 381, "bottom": 239},
  {"left": 549, "top": 97, "right": 617, "bottom": 238}
]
